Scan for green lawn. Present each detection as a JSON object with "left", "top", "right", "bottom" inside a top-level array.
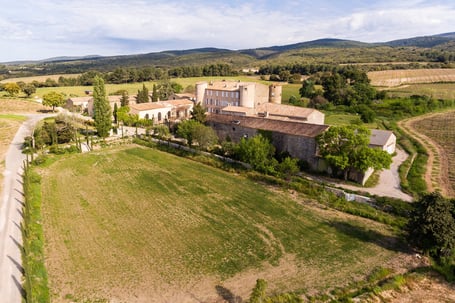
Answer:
[{"left": 40, "top": 145, "right": 403, "bottom": 302}]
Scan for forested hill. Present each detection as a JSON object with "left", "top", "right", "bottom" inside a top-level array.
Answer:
[{"left": 2, "top": 32, "right": 455, "bottom": 77}]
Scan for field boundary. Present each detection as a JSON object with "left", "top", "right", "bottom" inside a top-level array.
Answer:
[{"left": 398, "top": 111, "right": 455, "bottom": 196}]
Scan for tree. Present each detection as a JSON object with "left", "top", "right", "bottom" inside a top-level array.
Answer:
[
  {"left": 191, "top": 103, "right": 207, "bottom": 124},
  {"left": 153, "top": 124, "right": 170, "bottom": 140},
  {"left": 176, "top": 119, "right": 201, "bottom": 146},
  {"left": 151, "top": 84, "right": 158, "bottom": 102},
  {"left": 120, "top": 90, "right": 129, "bottom": 107},
  {"left": 407, "top": 192, "right": 455, "bottom": 260},
  {"left": 248, "top": 279, "right": 302, "bottom": 303},
  {"left": 92, "top": 76, "right": 112, "bottom": 138},
  {"left": 4, "top": 82, "right": 21, "bottom": 97},
  {"left": 113, "top": 103, "right": 118, "bottom": 124},
  {"left": 236, "top": 134, "right": 276, "bottom": 174},
  {"left": 278, "top": 157, "right": 300, "bottom": 181},
  {"left": 192, "top": 123, "right": 218, "bottom": 150},
  {"left": 23, "top": 84, "right": 36, "bottom": 97},
  {"left": 136, "top": 83, "right": 150, "bottom": 103},
  {"left": 316, "top": 125, "right": 391, "bottom": 180},
  {"left": 42, "top": 91, "right": 65, "bottom": 112},
  {"left": 299, "top": 79, "right": 316, "bottom": 99},
  {"left": 249, "top": 279, "right": 268, "bottom": 303}
]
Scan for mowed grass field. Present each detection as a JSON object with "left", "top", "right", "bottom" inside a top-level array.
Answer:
[
  {"left": 41, "top": 145, "right": 407, "bottom": 302},
  {"left": 368, "top": 68, "right": 455, "bottom": 87}
]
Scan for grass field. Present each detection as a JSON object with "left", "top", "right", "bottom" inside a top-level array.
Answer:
[
  {"left": 29, "top": 76, "right": 301, "bottom": 103},
  {"left": 386, "top": 83, "right": 455, "bottom": 100},
  {"left": 40, "top": 145, "right": 409, "bottom": 302},
  {"left": 368, "top": 68, "right": 455, "bottom": 87}
]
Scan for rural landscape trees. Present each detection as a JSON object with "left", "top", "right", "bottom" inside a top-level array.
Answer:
[
  {"left": 407, "top": 193, "right": 455, "bottom": 265},
  {"left": 317, "top": 126, "right": 392, "bottom": 180},
  {"left": 5, "top": 33, "right": 455, "bottom": 303},
  {"left": 42, "top": 91, "right": 65, "bottom": 112},
  {"left": 92, "top": 76, "right": 112, "bottom": 138}
]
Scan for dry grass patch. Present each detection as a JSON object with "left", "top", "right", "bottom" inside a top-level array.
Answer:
[
  {"left": 0, "top": 98, "right": 46, "bottom": 113},
  {"left": 0, "top": 74, "right": 81, "bottom": 84},
  {"left": 41, "top": 146, "right": 413, "bottom": 302},
  {"left": 369, "top": 69, "right": 455, "bottom": 87}
]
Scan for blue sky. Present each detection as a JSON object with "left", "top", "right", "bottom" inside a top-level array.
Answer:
[{"left": 1, "top": 0, "right": 454, "bottom": 62}]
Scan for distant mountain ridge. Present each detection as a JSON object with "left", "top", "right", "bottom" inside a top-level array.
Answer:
[{"left": 2, "top": 32, "right": 455, "bottom": 73}]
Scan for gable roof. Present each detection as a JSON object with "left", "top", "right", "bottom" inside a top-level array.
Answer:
[
  {"left": 369, "top": 129, "right": 395, "bottom": 146},
  {"left": 256, "top": 103, "right": 320, "bottom": 119},
  {"left": 130, "top": 103, "right": 166, "bottom": 111},
  {"left": 208, "top": 114, "right": 329, "bottom": 138}
]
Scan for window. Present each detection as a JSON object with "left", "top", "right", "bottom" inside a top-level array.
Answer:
[{"left": 158, "top": 112, "right": 162, "bottom": 121}]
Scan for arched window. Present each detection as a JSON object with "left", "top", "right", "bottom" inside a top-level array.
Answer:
[
  {"left": 145, "top": 113, "right": 150, "bottom": 120},
  {"left": 158, "top": 112, "right": 162, "bottom": 121}
]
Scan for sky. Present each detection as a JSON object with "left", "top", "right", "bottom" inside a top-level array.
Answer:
[{"left": 1, "top": 0, "right": 454, "bottom": 62}]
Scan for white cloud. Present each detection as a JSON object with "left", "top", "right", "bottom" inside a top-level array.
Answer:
[{"left": 0, "top": 0, "right": 454, "bottom": 61}]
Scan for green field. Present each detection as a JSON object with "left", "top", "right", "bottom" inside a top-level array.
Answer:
[
  {"left": 386, "top": 83, "right": 455, "bottom": 100},
  {"left": 40, "top": 145, "right": 406, "bottom": 302}
]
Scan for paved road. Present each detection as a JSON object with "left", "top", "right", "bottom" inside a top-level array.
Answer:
[{"left": 0, "top": 114, "right": 51, "bottom": 303}]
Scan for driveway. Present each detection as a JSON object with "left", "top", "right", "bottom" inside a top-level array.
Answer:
[
  {"left": 334, "top": 148, "right": 413, "bottom": 202},
  {"left": 0, "top": 114, "right": 52, "bottom": 303}
]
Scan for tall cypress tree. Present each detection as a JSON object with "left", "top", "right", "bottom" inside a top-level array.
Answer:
[
  {"left": 93, "top": 76, "right": 112, "bottom": 138},
  {"left": 152, "top": 84, "right": 158, "bottom": 102}
]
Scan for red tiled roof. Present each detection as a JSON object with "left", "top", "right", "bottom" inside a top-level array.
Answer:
[{"left": 208, "top": 114, "right": 329, "bottom": 138}]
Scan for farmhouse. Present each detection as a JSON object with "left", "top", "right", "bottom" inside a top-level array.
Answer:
[
  {"left": 66, "top": 96, "right": 92, "bottom": 112},
  {"left": 369, "top": 129, "right": 396, "bottom": 154},
  {"left": 208, "top": 113, "right": 329, "bottom": 169},
  {"left": 129, "top": 99, "right": 194, "bottom": 124}
]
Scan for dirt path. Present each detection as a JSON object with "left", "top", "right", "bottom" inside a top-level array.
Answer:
[
  {"left": 328, "top": 149, "right": 413, "bottom": 202},
  {"left": 0, "top": 114, "right": 52, "bottom": 303},
  {"left": 398, "top": 112, "right": 455, "bottom": 196}
]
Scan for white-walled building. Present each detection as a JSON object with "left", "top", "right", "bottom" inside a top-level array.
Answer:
[{"left": 129, "top": 99, "right": 194, "bottom": 124}]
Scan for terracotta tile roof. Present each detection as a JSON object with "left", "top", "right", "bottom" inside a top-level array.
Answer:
[
  {"left": 369, "top": 129, "right": 394, "bottom": 146},
  {"left": 130, "top": 103, "right": 166, "bottom": 111},
  {"left": 222, "top": 106, "right": 256, "bottom": 115},
  {"left": 256, "top": 103, "right": 320, "bottom": 119},
  {"left": 161, "top": 99, "right": 193, "bottom": 106},
  {"left": 208, "top": 114, "right": 329, "bottom": 138}
]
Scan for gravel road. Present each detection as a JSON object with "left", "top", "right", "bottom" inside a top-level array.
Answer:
[
  {"left": 0, "top": 114, "right": 51, "bottom": 303},
  {"left": 334, "top": 148, "right": 414, "bottom": 202}
]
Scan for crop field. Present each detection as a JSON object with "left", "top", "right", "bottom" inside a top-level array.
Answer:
[
  {"left": 407, "top": 110, "right": 455, "bottom": 197},
  {"left": 368, "top": 68, "right": 455, "bottom": 87},
  {"left": 39, "top": 145, "right": 411, "bottom": 302},
  {"left": 385, "top": 83, "right": 455, "bottom": 100}
]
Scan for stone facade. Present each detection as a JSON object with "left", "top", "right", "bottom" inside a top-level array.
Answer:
[{"left": 207, "top": 114, "right": 329, "bottom": 169}]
